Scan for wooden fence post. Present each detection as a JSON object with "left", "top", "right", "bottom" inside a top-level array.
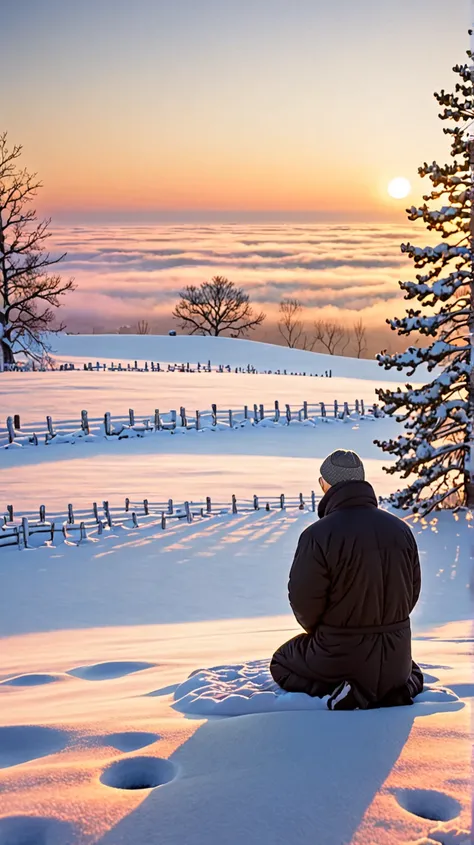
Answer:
[
  {"left": 13, "top": 414, "right": 20, "bottom": 430},
  {"left": 344, "top": 401, "right": 350, "bottom": 417},
  {"left": 232, "top": 494, "right": 237, "bottom": 514},
  {"left": 179, "top": 406, "right": 187, "bottom": 427},
  {"left": 285, "top": 404, "right": 291, "bottom": 424},
  {"left": 170, "top": 410, "right": 177, "bottom": 430},
  {"left": 196, "top": 410, "right": 201, "bottom": 430},
  {"left": 303, "top": 401, "right": 308, "bottom": 420},
  {"left": 125, "top": 497, "right": 130, "bottom": 512},
  {"left": 299, "top": 493, "right": 304, "bottom": 510},
  {"left": 253, "top": 495, "right": 259, "bottom": 510},
  {"left": 39, "top": 504, "right": 46, "bottom": 523},
  {"left": 361, "top": 399, "right": 365, "bottom": 416},
  {"left": 211, "top": 403, "right": 217, "bottom": 426},
  {"left": 244, "top": 405, "right": 248, "bottom": 420},
  {"left": 280, "top": 493, "right": 285, "bottom": 509},
  {"left": 7, "top": 505, "right": 13, "bottom": 522},
  {"left": 253, "top": 403, "right": 259, "bottom": 423},
  {"left": 274, "top": 400, "right": 280, "bottom": 422},
  {"left": 168, "top": 499, "right": 173, "bottom": 514},
  {"left": 93, "top": 502, "right": 99, "bottom": 522},
  {"left": 6, "top": 417, "right": 15, "bottom": 444},
  {"left": 103, "top": 501, "right": 112, "bottom": 527},
  {"left": 228, "top": 409, "right": 233, "bottom": 428},
  {"left": 143, "top": 499, "right": 149, "bottom": 515},
  {"left": 131, "top": 512, "right": 139, "bottom": 528},
  {"left": 334, "top": 401, "right": 338, "bottom": 418},
  {"left": 46, "top": 415, "right": 54, "bottom": 437},
  {"left": 320, "top": 402, "right": 326, "bottom": 418},
  {"left": 311, "top": 490, "right": 316, "bottom": 512},
  {"left": 355, "top": 399, "right": 360, "bottom": 415},
  {"left": 81, "top": 410, "right": 89, "bottom": 434},
  {"left": 184, "top": 501, "right": 193, "bottom": 523},
  {"left": 129, "top": 408, "right": 135, "bottom": 427},
  {"left": 206, "top": 496, "right": 212, "bottom": 514},
  {"left": 161, "top": 512, "right": 167, "bottom": 529},
  {"left": 259, "top": 404, "right": 264, "bottom": 421},
  {"left": 22, "top": 517, "right": 29, "bottom": 548},
  {"left": 104, "top": 412, "right": 112, "bottom": 436},
  {"left": 154, "top": 409, "right": 161, "bottom": 430}
]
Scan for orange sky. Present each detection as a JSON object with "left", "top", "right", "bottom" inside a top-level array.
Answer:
[{"left": 2, "top": 0, "right": 469, "bottom": 221}]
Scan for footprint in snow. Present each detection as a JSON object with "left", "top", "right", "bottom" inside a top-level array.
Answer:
[
  {"left": 0, "top": 815, "right": 77, "bottom": 845},
  {"left": 100, "top": 755, "right": 176, "bottom": 790},
  {"left": 98, "top": 731, "right": 161, "bottom": 752},
  {"left": 67, "top": 660, "right": 156, "bottom": 681},
  {"left": 0, "top": 673, "right": 65, "bottom": 687},
  {"left": 0, "top": 725, "right": 71, "bottom": 769},
  {"left": 394, "top": 787, "right": 461, "bottom": 822}
]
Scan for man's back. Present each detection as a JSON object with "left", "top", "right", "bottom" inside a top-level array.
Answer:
[{"left": 289, "top": 480, "right": 421, "bottom": 635}]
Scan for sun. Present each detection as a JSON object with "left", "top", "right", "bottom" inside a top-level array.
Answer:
[{"left": 388, "top": 177, "right": 411, "bottom": 199}]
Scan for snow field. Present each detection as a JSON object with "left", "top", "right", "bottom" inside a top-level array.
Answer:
[{"left": 0, "top": 336, "right": 471, "bottom": 845}]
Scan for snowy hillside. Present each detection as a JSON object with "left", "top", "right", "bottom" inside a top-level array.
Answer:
[{"left": 50, "top": 332, "right": 412, "bottom": 381}]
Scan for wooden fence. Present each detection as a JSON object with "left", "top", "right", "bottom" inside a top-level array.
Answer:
[
  {"left": 4, "top": 359, "right": 333, "bottom": 378},
  {"left": 0, "top": 491, "right": 321, "bottom": 550},
  {"left": 2, "top": 399, "right": 382, "bottom": 446}
]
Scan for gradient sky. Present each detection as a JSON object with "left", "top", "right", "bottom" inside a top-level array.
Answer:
[{"left": 2, "top": 0, "right": 469, "bottom": 221}]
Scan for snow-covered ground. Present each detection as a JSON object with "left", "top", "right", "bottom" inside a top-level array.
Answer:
[
  {"left": 0, "top": 337, "right": 471, "bottom": 845},
  {"left": 47, "top": 332, "right": 413, "bottom": 379}
]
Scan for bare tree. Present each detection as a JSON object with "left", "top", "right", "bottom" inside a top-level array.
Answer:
[
  {"left": 173, "top": 275, "right": 265, "bottom": 337},
  {"left": 312, "top": 319, "right": 350, "bottom": 355},
  {"left": 277, "top": 298, "right": 305, "bottom": 348},
  {"left": 0, "top": 133, "right": 75, "bottom": 366},
  {"left": 137, "top": 319, "right": 150, "bottom": 335},
  {"left": 353, "top": 318, "right": 368, "bottom": 358}
]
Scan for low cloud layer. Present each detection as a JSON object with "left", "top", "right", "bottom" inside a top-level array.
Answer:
[{"left": 50, "top": 222, "right": 419, "bottom": 340}]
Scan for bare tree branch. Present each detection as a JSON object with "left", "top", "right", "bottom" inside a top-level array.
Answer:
[
  {"left": 277, "top": 298, "right": 305, "bottom": 348},
  {"left": 172, "top": 275, "right": 265, "bottom": 337},
  {"left": 311, "top": 319, "right": 350, "bottom": 355},
  {"left": 136, "top": 320, "right": 150, "bottom": 335},
  {"left": 0, "top": 132, "right": 75, "bottom": 367},
  {"left": 353, "top": 317, "right": 368, "bottom": 358}
]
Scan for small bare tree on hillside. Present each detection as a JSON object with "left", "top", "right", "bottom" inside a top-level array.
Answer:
[
  {"left": 277, "top": 298, "right": 304, "bottom": 348},
  {"left": 353, "top": 318, "right": 367, "bottom": 358},
  {"left": 137, "top": 319, "right": 150, "bottom": 335},
  {"left": 173, "top": 275, "right": 265, "bottom": 337},
  {"left": 312, "top": 319, "right": 350, "bottom": 355},
  {"left": 0, "top": 133, "right": 75, "bottom": 366}
]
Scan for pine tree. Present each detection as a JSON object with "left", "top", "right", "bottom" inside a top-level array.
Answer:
[{"left": 374, "top": 55, "right": 473, "bottom": 515}]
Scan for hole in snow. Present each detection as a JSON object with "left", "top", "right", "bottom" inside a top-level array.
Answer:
[
  {"left": 103, "top": 731, "right": 160, "bottom": 752},
  {"left": 0, "top": 815, "right": 76, "bottom": 845},
  {"left": 0, "top": 726, "right": 70, "bottom": 769},
  {"left": 100, "top": 755, "right": 176, "bottom": 790},
  {"left": 67, "top": 660, "right": 156, "bottom": 681},
  {"left": 395, "top": 788, "right": 461, "bottom": 822}
]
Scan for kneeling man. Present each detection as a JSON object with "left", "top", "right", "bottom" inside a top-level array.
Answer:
[{"left": 271, "top": 449, "right": 424, "bottom": 710}]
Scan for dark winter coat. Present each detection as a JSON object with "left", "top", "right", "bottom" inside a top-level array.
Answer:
[{"left": 271, "top": 480, "right": 421, "bottom": 703}]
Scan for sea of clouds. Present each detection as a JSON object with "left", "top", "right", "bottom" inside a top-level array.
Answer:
[{"left": 49, "top": 222, "right": 420, "bottom": 345}]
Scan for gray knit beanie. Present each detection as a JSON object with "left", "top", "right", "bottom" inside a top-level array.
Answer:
[{"left": 320, "top": 449, "right": 365, "bottom": 486}]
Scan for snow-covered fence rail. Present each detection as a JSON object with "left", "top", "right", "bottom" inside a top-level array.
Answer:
[
  {"left": 1, "top": 398, "right": 382, "bottom": 448},
  {"left": 0, "top": 490, "right": 322, "bottom": 551}
]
